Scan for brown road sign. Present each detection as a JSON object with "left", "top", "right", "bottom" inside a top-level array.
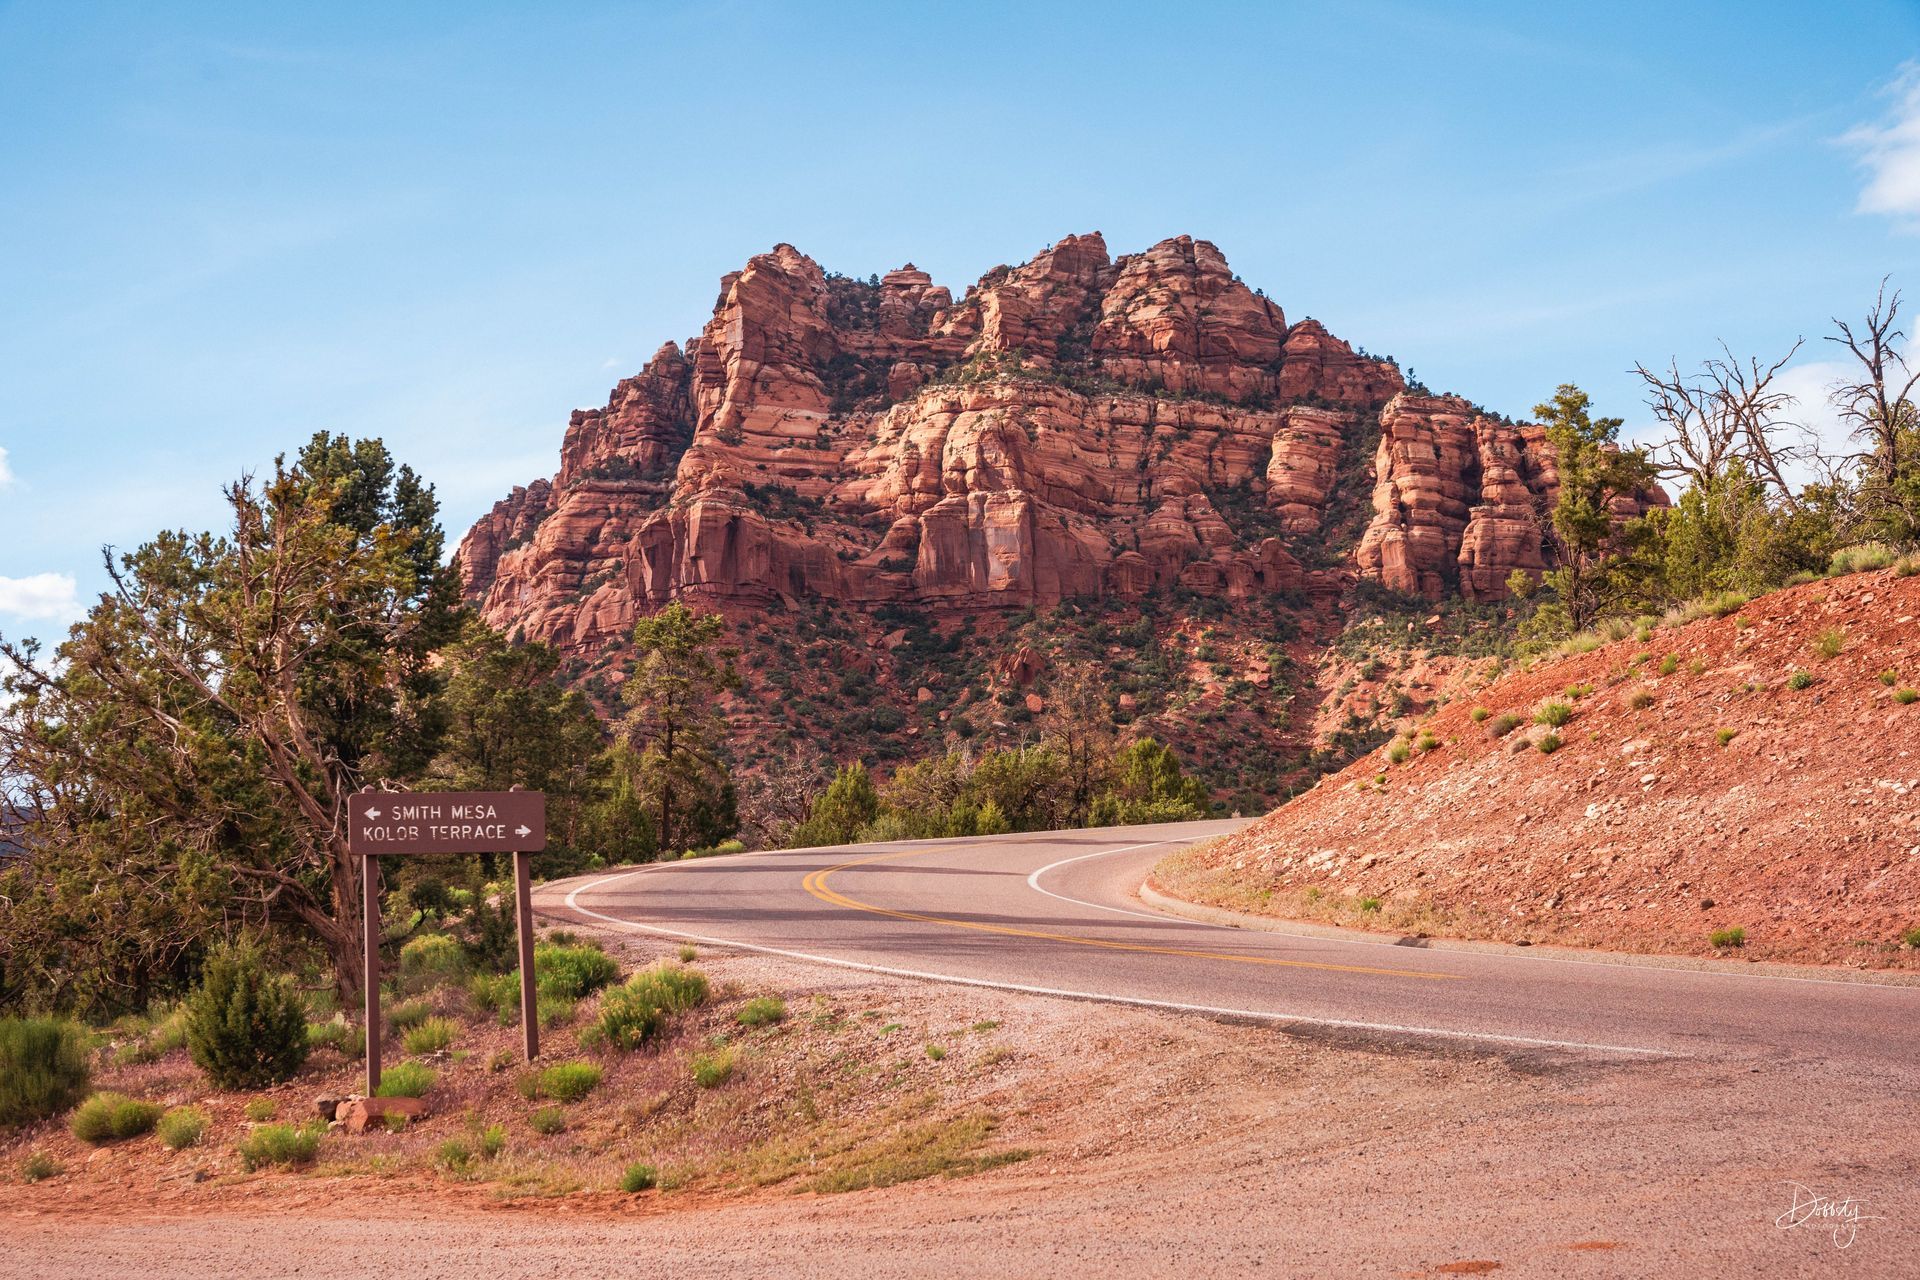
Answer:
[{"left": 348, "top": 790, "right": 547, "bottom": 856}]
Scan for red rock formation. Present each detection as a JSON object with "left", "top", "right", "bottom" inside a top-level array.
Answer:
[
  {"left": 1354, "top": 393, "right": 1666, "bottom": 601},
  {"left": 458, "top": 233, "right": 1629, "bottom": 653}
]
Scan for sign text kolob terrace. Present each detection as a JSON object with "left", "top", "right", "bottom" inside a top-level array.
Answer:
[{"left": 348, "top": 790, "right": 547, "bottom": 856}]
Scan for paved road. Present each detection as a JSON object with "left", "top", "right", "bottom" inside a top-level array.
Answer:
[{"left": 540, "top": 819, "right": 1920, "bottom": 1074}]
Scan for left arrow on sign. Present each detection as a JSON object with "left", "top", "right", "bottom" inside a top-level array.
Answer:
[{"left": 366, "top": 807, "right": 384, "bottom": 820}]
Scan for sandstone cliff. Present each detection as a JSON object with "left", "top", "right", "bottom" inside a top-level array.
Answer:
[{"left": 461, "top": 233, "right": 1654, "bottom": 659}]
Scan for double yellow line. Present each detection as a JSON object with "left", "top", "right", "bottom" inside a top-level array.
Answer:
[{"left": 802, "top": 847, "right": 1461, "bottom": 982}]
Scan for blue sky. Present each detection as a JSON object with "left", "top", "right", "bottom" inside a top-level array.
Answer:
[{"left": 4, "top": 1, "right": 1919, "bottom": 641}]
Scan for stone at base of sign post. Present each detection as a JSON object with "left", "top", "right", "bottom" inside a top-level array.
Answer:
[{"left": 334, "top": 1095, "right": 431, "bottom": 1134}]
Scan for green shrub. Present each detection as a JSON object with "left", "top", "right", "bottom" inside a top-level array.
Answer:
[
  {"left": 0, "top": 1017, "right": 90, "bottom": 1129},
  {"left": 1488, "top": 713, "right": 1523, "bottom": 738},
  {"left": 478, "top": 1123, "right": 506, "bottom": 1159},
  {"left": 185, "top": 945, "right": 310, "bottom": 1090},
  {"left": 926, "top": 1044, "right": 947, "bottom": 1061},
  {"left": 468, "top": 973, "right": 519, "bottom": 1021},
  {"left": 20, "top": 1152, "right": 60, "bottom": 1183},
  {"left": 1880, "top": 669, "right": 1899, "bottom": 686},
  {"left": 677, "top": 945, "right": 699, "bottom": 963},
  {"left": 238, "top": 1121, "right": 323, "bottom": 1170},
  {"left": 1534, "top": 700, "right": 1574, "bottom": 728},
  {"left": 157, "top": 1106, "right": 210, "bottom": 1150},
  {"left": 1709, "top": 926, "right": 1747, "bottom": 949},
  {"left": 534, "top": 1061, "right": 603, "bottom": 1103},
  {"left": 1812, "top": 627, "right": 1846, "bottom": 660},
  {"left": 434, "top": 1138, "right": 473, "bottom": 1173},
  {"left": 243, "top": 1097, "right": 276, "bottom": 1122},
  {"left": 1564, "top": 683, "right": 1593, "bottom": 699},
  {"left": 528, "top": 1106, "right": 567, "bottom": 1135},
  {"left": 1356, "top": 897, "right": 1382, "bottom": 914},
  {"left": 403, "top": 1016, "right": 458, "bottom": 1056},
  {"left": 399, "top": 934, "right": 467, "bottom": 982},
  {"left": 691, "top": 1046, "right": 736, "bottom": 1088},
  {"left": 1469, "top": 706, "right": 1490, "bottom": 723},
  {"left": 1385, "top": 738, "right": 1411, "bottom": 765},
  {"left": 1901, "top": 926, "right": 1920, "bottom": 949},
  {"left": 373, "top": 1061, "right": 437, "bottom": 1099},
  {"left": 619, "top": 1162, "right": 658, "bottom": 1192},
  {"left": 1415, "top": 732, "right": 1440, "bottom": 753},
  {"left": 1896, "top": 688, "right": 1919, "bottom": 705},
  {"left": 595, "top": 965, "right": 710, "bottom": 1052},
  {"left": 1787, "top": 671, "right": 1814, "bottom": 690},
  {"left": 532, "top": 943, "right": 620, "bottom": 1001},
  {"left": 736, "top": 997, "right": 787, "bottom": 1028},
  {"left": 1537, "top": 733, "right": 1563, "bottom": 755},
  {"left": 69, "top": 1092, "right": 162, "bottom": 1144},
  {"left": 1715, "top": 728, "right": 1738, "bottom": 746},
  {"left": 1658, "top": 655, "right": 1679, "bottom": 676},
  {"left": 682, "top": 840, "right": 746, "bottom": 860}
]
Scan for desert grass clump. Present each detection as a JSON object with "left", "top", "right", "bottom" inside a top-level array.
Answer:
[
  {"left": 1564, "top": 682, "right": 1594, "bottom": 699},
  {"left": 1901, "top": 926, "right": 1920, "bottom": 949},
  {"left": 1715, "top": 728, "right": 1738, "bottom": 746},
  {"left": 532, "top": 1060, "right": 603, "bottom": 1103},
  {"left": 1895, "top": 688, "right": 1919, "bottom": 705},
  {"left": 157, "top": 1105, "right": 210, "bottom": 1150},
  {"left": 620, "top": 1162, "right": 658, "bottom": 1193},
  {"left": 1385, "top": 737, "right": 1412, "bottom": 765},
  {"left": 736, "top": 997, "right": 786, "bottom": 1028},
  {"left": 1828, "top": 543, "right": 1896, "bottom": 575},
  {"left": 399, "top": 934, "right": 467, "bottom": 984},
  {"left": 677, "top": 944, "right": 699, "bottom": 962},
  {"left": 403, "top": 1016, "right": 458, "bottom": 1056},
  {"left": 1709, "top": 926, "right": 1747, "bottom": 949},
  {"left": 1627, "top": 689, "right": 1655, "bottom": 710},
  {"left": 1469, "top": 706, "right": 1490, "bottom": 723},
  {"left": 243, "top": 1097, "right": 277, "bottom": 1122},
  {"left": 1787, "top": 671, "right": 1815, "bottom": 690},
  {"left": 1880, "top": 668, "right": 1899, "bottom": 686},
  {"left": 1416, "top": 731, "right": 1440, "bottom": 753},
  {"left": 1488, "top": 712, "right": 1523, "bottom": 739},
  {"left": 306, "top": 1019, "right": 364, "bottom": 1059},
  {"left": 70, "top": 1092, "right": 163, "bottom": 1144},
  {"left": 20, "top": 1152, "right": 60, "bottom": 1183},
  {"left": 528, "top": 1105, "right": 567, "bottom": 1135},
  {"left": 691, "top": 1045, "right": 737, "bottom": 1089},
  {"left": 238, "top": 1121, "right": 324, "bottom": 1170},
  {"left": 532, "top": 942, "right": 620, "bottom": 1001},
  {"left": 926, "top": 1044, "right": 947, "bottom": 1061},
  {"left": 112, "top": 1006, "right": 189, "bottom": 1067},
  {"left": 185, "top": 945, "right": 310, "bottom": 1090},
  {"left": 1356, "top": 896, "right": 1383, "bottom": 914},
  {"left": 385, "top": 997, "right": 433, "bottom": 1031},
  {"left": 1537, "top": 732, "right": 1563, "bottom": 755},
  {"left": 373, "top": 1061, "right": 437, "bottom": 1099},
  {"left": 0, "top": 1017, "right": 91, "bottom": 1129},
  {"left": 1658, "top": 654, "right": 1680, "bottom": 676},
  {"left": 1534, "top": 700, "right": 1574, "bottom": 728},
  {"left": 1812, "top": 627, "right": 1847, "bottom": 661}
]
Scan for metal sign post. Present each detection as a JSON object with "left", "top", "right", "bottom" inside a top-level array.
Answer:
[{"left": 348, "top": 788, "right": 548, "bottom": 1099}]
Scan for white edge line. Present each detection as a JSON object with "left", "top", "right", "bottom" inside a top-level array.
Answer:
[
  {"left": 1026, "top": 840, "right": 1188, "bottom": 921},
  {"left": 559, "top": 861, "right": 1675, "bottom": 1059}
]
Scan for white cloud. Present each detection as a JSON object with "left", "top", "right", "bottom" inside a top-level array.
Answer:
[
  {"left": 0, "top": 446, "right": 13, "bottom": 489},
  {"left": 0, "top": 573, "right": 82, "bottom": 623},
  {"left": 1845, "top": 62, "right": 1920, "bottom": 224},
  {"left": 1773, "top": 358, "right": 1852, "bottom": 460}
]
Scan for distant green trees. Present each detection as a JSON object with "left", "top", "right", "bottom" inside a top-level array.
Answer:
[{"left": 783, "top": 734, "right": 1211, "bottom": 849}]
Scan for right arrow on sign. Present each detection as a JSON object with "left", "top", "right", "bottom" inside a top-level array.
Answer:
[{"left": 515, "top": 825, "right": 532, "bottom": 838}]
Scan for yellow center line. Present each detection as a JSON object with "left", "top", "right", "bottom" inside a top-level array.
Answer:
[{"left": 802, "top": 847, "right": 1462, "bottom": 982}]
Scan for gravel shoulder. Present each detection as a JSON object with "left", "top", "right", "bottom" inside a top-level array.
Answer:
[{"left": 7, "top": 922, "right": 1915, "bottom": 1278}]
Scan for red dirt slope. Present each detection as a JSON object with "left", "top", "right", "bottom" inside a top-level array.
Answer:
[{"left": 1154, "top": 567, "right": 1920, "bottom": 968}]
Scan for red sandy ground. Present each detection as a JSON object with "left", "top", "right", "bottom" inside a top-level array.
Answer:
[{"left": 1157, "top": 567, "right": 1920, "bottom": 967}]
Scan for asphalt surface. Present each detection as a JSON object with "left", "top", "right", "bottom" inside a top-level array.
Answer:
[{"left": 541, "top": 819, "right": 1920, "bottom": 1074}]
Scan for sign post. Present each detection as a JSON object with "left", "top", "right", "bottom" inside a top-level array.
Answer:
[{"left": 348, "top": 788, "right": 548, "bottom": 1099}]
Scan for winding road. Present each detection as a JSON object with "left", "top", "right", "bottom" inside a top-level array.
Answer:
[{"left": 539, "top": 819, "right": 1919, "bottom": 1073}]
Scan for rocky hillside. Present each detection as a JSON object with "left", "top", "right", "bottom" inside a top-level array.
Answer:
[
  {"left": 460, "top": 233, "right": 1665, "bottom": 802},
  {"left": 1153, "top": 567, "right": 1920, "bottom": 967}
]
